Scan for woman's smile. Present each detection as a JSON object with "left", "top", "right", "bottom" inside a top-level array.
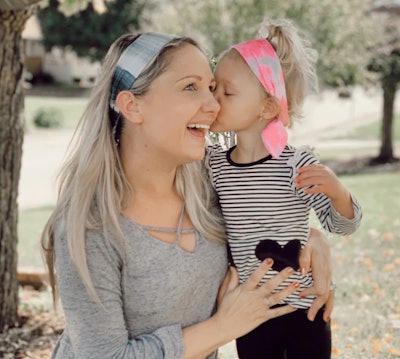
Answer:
[{"left": 187, "top": 123, "right": 210, "bottom": 138}]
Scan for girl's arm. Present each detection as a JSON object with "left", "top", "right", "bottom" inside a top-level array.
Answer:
[
  {"left": 292, "top": 150, "right": 362, "bottom": 235},
  {"left": 295, "top": 163, "right": 356, "bottom": 219}
]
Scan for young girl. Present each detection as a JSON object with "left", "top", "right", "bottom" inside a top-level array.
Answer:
[{"left": 208, "top": 18, "right": 362, "bottom": 358}]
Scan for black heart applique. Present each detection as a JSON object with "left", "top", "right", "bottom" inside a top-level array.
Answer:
[{"left": 255, "top": 239, "right": 301, "bottom": 272}]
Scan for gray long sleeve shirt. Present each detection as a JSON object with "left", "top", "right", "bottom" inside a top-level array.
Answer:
[{"left": 51, "top": 214, "right": 228, "bottom": 359}]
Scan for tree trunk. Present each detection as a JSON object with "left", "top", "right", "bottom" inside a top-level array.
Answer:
[
  {"left": 373, "top": 77, "right": 398, "bottom": 164},
  {"left": 0, "top": 7, "right": 33, "bottom": 332}
]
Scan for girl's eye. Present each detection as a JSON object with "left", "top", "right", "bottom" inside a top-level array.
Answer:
[
  {"left": 223, "top": 87, "right": 234, "bottom": 96},
  {"left": 185, "top": 83, "right": 197, "bottom": 91}
]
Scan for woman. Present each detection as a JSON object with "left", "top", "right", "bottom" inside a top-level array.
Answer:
[{"left": 41, "top": 32, "right": 333, "bottom": 358}]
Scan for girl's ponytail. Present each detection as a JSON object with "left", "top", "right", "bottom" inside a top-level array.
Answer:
[{"left": 258, "top": 18, "right": 318, "bottom": 126}]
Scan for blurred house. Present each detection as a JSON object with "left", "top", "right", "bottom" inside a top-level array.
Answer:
[
  {"left": 371, "top": 0, "right": 400, "bottom": 14},
  {"left": 22, "top": 14, "right": 44, "bottom": 76},
  {"left": 22, "top": 14, "right": 100, "bottom": 86}
]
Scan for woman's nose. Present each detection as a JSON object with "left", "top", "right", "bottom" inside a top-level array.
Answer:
[{"left": 204, "top": 91, "right": 220, "bottom": 114}]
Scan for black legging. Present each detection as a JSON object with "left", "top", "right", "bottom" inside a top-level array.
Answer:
[{"left": 236, "top": 306, "right": 331, "bottom": 359}]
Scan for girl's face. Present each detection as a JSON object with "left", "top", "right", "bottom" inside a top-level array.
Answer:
[
  {"left": 211, "top": 52, "right": 267, "bottom": 134},
  {"left": 134, "top": 43, "right": 220, "bottom": 165}
]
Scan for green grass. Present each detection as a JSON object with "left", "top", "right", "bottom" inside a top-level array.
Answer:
[
  {"left": 336, "top": 115, "right": 400, "bottom": 141},
  {"left": 18, "top": 206, "right": 54, "bottom": 268},
  {"left": 308, "top": 171, "right": 400, "bottom": 358},
  {"left": 315, "top": 115, "right": 400, "bottom": 161}
]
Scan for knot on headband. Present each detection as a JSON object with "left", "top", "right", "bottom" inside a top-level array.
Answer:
[
  {"left": 110, "top": 32, "right": 176, "bottom": 112},
  {"left": 232, "top": 39, "right": 289, "bottom": 158}
]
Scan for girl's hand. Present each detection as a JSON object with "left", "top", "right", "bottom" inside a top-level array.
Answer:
[
  {"left": 296, "top": 163, "right": 355, "bottom": 220},
  {"left": 295, "top": 164, "right": 347, "bottom": 201},
  {"left": 217, "top": 267, "right": 233, "bottom": 307},
  {"left": 298, "top": 228, "right": 334, "bottom": 322},
  {"left": 214, "top": 259, "right": 298, "bottom": 341}
]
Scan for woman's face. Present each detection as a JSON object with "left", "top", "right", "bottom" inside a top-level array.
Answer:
[
  {"left": 135, "top": 43, "right": 220, "bottom": 165},
  {"left": 211, "top": 52, "right": 266, "bottom": 134}
]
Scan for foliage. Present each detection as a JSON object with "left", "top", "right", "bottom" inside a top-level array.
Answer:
[
  {"left": 368, "top": 16, "right": 400, "bottom": 86},
  {"left": 33, "top": 107, "right": 64, "bottom": 128},
  {"left": 151, "top": 0, "right": 383, "bottom": 89},
  {"left": 38, "top": 0, "right": 155, "bottom": 61},
  {"left": 28, "top": 71, "right": 54, "bottom": 85}
]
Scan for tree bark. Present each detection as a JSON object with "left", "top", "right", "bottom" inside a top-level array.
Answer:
[
  {"left": 0, "top": 7, "right": 33, "bottom": 332},
  {"left": 374, "top": 77, "right": 398, "bottom": 164}
]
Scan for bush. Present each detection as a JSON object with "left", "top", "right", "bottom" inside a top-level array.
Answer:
[
  {"left": 29, "top": 71, "right": 54, "bottom": 85},
  {"left": 33, "top": 107, "right": 64, "bottom": 128}
]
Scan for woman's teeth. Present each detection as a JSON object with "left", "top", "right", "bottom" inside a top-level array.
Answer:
[
  {"left": 187, "top": 124, "right": 210, "bottom": 129},
  {"left": 187, "top": 124, "right": 210, "bottom": 138}
]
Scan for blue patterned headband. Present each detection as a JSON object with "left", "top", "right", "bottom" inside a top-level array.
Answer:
[{"left": 110, "top": 32, "right": 176, "bottom": 112}]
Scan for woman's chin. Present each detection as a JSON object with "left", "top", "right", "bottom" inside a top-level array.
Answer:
[{"left": 185, "top": 148, "right": 206, "bottom": 163}]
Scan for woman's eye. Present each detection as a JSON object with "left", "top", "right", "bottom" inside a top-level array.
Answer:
[
  {"left": 224, "top": 92, "right": 233, "bottom": 96},
  {"left": 209, "top": 84, "right": 217, "bottom": 93},
  {"left": 185, "top": 83, "right": 197, "bottom": 91}
]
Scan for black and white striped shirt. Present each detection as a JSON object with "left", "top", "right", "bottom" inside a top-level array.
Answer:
[{"left": 208, "top": 144, "right": 362, "bottom": 309}]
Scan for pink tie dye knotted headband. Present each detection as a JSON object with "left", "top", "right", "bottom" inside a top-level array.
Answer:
[{"left": 232, "top": 39, "right": 289, "bottom": 158}]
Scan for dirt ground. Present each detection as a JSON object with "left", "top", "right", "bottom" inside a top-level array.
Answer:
[{"left": 0, "top": 288, "right": 64, "bottom": 359}]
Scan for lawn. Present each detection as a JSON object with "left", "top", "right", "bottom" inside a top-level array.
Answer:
[
  {"left": 17, "top": 94, "right": 400, "bottom": 358},
  {"left": 315, "top": 172, "right": 400, "bottom": 358},
  {"left": 336, "top": 118, "right": 400, "bottom": 141},
  {"left": 18, "top": 206, "right": 53, "bottom": 268}
]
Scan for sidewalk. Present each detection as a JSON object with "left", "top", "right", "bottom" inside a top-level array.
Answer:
[
  {"left": 19, "top": 128, "right": 74, "bottom": 210},
  {"left": 18, "top": 86, "right": 398, "bottom": 210}
]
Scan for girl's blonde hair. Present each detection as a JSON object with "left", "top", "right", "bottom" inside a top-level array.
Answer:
[
  {"left": 41, "top": 33, "right": 226, "bottom": 303},
  {"left": 258, "top": 18, "right": 318, "bottom": 127}
]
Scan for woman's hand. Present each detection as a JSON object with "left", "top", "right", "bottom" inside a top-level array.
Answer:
[
  {"left": 214, "top": 259, "right": 298, "bottom": 342},
  {"left": 183, "top": 260, "right": 298, "bottom": 359},
  {"left": 298, "top": 228, "right": 334, "bottom": 322}
]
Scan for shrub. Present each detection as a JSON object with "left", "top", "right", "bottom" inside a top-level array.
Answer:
[
  {"left": 29, "top": 71, "right": 54, "bottom": 85},
  {"left": 33, "top": 107, "right": 63, "bottom": 128}
]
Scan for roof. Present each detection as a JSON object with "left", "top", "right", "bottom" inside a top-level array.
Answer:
[{"left": 371, "top": 0, "right": 400, "bottom": 14}]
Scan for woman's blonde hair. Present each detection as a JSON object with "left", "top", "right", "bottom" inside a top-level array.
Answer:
[
  {"left": 258, "top": 18, "right": 318, "bottom": 127},
  {"left": 41, "top": 33, "right": 226, "bottom": 303}
]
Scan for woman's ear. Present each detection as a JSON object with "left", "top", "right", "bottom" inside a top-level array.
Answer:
[
  {"left": 260, "top": 96, "right": 280, "bottom": 122},
  {"left": 115, "top": 91, "right": 143, "bottom": 124}
]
